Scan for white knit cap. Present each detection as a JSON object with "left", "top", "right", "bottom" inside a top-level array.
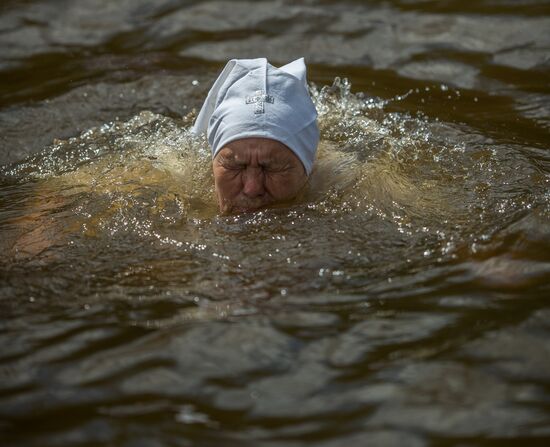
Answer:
[{"left": 192, "top": 57, "right": 319, "bottom": 175}]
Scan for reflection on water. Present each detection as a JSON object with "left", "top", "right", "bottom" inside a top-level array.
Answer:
[
  {"left": 1, "top": 1, "right": 550, "bottom": 446},
  {"left": 4, "top": 79, "right": 545, "bottom": 292}
]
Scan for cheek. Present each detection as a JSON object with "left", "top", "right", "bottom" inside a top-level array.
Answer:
[
  {"left": 267, "top": 173, "right": 303, "bottom": 198},
  {"left": 214, "top": 171, "right": 242, "bottom": 198}
]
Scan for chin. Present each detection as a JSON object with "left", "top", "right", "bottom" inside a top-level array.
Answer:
[
  {"left": 218, "top": 197, "right": 275, "bottom": 215},
  {"left": 231, "top": 205, "right": 263, "bottom": 214},
  {"left": 218, "top": 204, "right": 253, "bottom": 215},
  {"left": 224, "top": 201, "right": 271, "bottom": 214}
]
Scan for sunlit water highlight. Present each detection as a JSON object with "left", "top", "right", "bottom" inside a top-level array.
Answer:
[
  {"left": 1, "top": 3, "right": 550, "bottom": 442},
  {"left": 2, "top": 79, "right": 548, "bottom": 303}
]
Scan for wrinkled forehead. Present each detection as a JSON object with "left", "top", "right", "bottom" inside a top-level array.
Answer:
[{"left": 217, "top": 138, "right": 300, "bottom": 164}]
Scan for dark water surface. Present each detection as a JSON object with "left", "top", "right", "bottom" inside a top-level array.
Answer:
[{"left": 1, "top": 1, "right": 550, "bottom": 446}]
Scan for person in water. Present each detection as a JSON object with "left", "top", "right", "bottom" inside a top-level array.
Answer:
[{"left": 192, "top": 57, "right": 319, "bottom": 214}]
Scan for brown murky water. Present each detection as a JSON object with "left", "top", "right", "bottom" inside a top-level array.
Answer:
[{"left": 1, "top": 1, "right": 550, "bottom": 446}]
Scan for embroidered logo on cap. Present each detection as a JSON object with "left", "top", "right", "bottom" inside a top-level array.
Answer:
[{"left": 245, "top": 90, "right": 274, "bottom": 114}]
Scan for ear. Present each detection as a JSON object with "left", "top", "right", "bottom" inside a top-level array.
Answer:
[{"left": 279, "top": 57, "right": 307, "bottom": 86}]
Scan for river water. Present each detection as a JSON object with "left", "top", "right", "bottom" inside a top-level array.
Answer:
[{"left": 1, "top": 1, "right": 549, "bottom": 446}]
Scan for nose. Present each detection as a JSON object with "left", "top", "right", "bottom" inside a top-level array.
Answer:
[{"left": 242, "top": 167, "right": 265, "bottom": 198}]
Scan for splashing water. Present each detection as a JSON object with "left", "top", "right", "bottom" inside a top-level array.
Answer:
[
  {"left": 2, "top": 0, "right": 550, "bottom": 443},
  {"left": 2, "top": 77, "right": 550, "bottom": 447},
  {"left": 1, "top": 78, "right": 549, "bottom": 313}
]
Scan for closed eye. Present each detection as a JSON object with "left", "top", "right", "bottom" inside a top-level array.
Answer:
[
  {"left": 216, "top": 155, "right": 244, "bottom": 171},
  {"left": 219, "top": 160, "right": 245, "bottom": 171},
  {"left": 223, "top": 164, "right": 244, "bottom": 171},
  {"left": 263, "top": 164, "right": 293, "bottom": 174}
]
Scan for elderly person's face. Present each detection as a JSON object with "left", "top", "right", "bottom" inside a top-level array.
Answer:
[{"left": 212, "top": 138, "right": 308, "bottom": 214}]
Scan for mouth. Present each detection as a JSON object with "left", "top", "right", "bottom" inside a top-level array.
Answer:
[
  {"left": 227, "top": 199, "right": 271, "bottom": 214},
  {"left": 217, "top": 202, "right": 262, "bottom": 215},
  {"left": 219, "top": 196, "right": 277, "bottom": 215},
  {"left": 230, "top": 205, "right": 263, "bottom": 214}
]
